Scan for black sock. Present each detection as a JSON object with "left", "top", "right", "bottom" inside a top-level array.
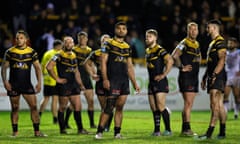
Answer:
[
  {"left": 12, "top": 124, "right": 18, "bottom": 132},
  {"left": 58, "top": 111, "right": 65, "bottom": 131},
  {"left": 88, "top": 110, "right": 95, "bottom": 126},
  {"left": 114, "top": 127, "right": 121, "bottom": 136},
  {"left": 206, "top": 126, "right": 214, "bottom": 138},
  {"left": 74, "top": 111, "right": 83, "bottom": 130},
  {"left": 153, "top": 110, "right": 160, "bottom": 132},
  {"left": 219, "top": 123, "right": 226, "bottom": 136},
  {"left": 65, "top": 107, "right": 72, "bottom": 126},
  {"left": 105, "top": 113, "right": 113, "bottom": 129},
  {"left": 97, "top": 125, "right": 104, "bottom": 133},
  {"left": 53, "top": 116, "right": 58, "bottom": 123},
  {"left": 182, "top": 122, "right": 190, "bottom": 132},
  {"left": 161, "top": 108, "right": 171, "bottom": 131},
  {"left": 33, "top": 123, "right": 40, "bottom": 131}
]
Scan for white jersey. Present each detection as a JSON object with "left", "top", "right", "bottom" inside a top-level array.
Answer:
[{"left": 225, "top": 49, "right": 240, "bottom": 79}]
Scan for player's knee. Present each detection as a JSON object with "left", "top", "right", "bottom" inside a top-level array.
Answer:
[
  {"left": 104, "top": 98, "right": 116, "bottom": 115},
  {"left": 12, "top": 105, "right": 19, "bottom": 112},
  {"left": 30, "top": 105, "right": 38, "bottom": 111}
]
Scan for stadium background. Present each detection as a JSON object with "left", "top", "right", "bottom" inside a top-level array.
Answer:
[{"left": 0, "top": 0, "right": 239, "bottom": 110}]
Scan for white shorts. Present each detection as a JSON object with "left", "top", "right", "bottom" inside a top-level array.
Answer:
[{"left": 226, "top": 76, "right": 240, "bottom": 88}]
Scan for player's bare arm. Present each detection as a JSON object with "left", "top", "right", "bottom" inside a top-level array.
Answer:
[
  {"left": 101, "top": 52, "right": 110, "bottom": 90},
  {"left": 1, "top": 59, "right": 11, "bottom": 91},
  {"left": 127, "top": 57, "right": 140, "bottom": 93},
  {"left": 33, "top": 60, "right": 42, "bottom": 93},
  {"left": 46, "top": 60, "right": 67, "bottom": 84}
]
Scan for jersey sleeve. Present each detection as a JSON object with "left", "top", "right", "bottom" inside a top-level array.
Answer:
[
  {"left": 175, "top": 41, "right": 185, "bottom": 51},
  {"left": 51, "top": 53, "right": 60, "bottom": 62},
  {"left": 32, "top": 50, "right": 39, "bottom": 62},
  {"left": 101, "top": 41, "right": 110, "bottom": 53},
  {"left": 3, "top": 49, "right": 10, "bottom": 61},
  {"left": 215, "top": 40, "right": 227, "bottom": 51},
  {"left": 158, "top": 48, "right": 168, "bottom": 57}
]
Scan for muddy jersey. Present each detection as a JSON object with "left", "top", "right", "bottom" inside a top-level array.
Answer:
[
  {"left": 145, "top": 44, "right": 169, "bottom": 81},
  {"left": 101, "top": 38, "right": 131, "bottom": 79},
  {"left": 175, "top": 38, "right": 200, "bottom": 78},
  {"left": 52, "top": 50, "right": 79, "bottom": 87},
  {"left": 206, "top": 35, "right": 227, "bottom": 78},
  {"left": 4, "top": 46, "right": 38, "bottom": 88}
]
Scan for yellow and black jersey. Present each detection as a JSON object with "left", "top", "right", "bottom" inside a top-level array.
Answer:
[
  {"left": 52, "top": 50, "right": 78, "bottom": 85},
  {"left": 101, "top": 38, "right": 131, "bottom": 78},
  {"left": 73, "top": 45, "right": 92, "bottom": 77},
  {"left": 145, "top": 44, "right": 169, "bottom": 80},
  {"left": 207, "top": 35, "right": 227, "bottom": 77},
  {"left": 4, "top": 46, "right": 38, "bottom": 86},
  {"left": 176, "top": 38, "right": 200, "bottom": 78},
  {"left": 73, "top": 45, "right": 92, "bottom": 66}
]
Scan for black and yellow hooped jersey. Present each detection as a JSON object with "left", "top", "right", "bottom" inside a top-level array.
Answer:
[
  {"left": 73, "top": 45, "right": 92, "bottom": 66},
  {"left": 207, "top": 35, "right": 227, "bottom": 76},
  {"left": 52, "top": 50, "right": 78, "bottom": 84},
  {"left": 4, "top": 46, "right": 38, "bottom": 85},
  {"left": 101, "top": 38, "right": 131, "bottom": 78},
  {"left": 145, "top": 44, "right": 168, "bottom": 80},
  {"left": 176, "top": 38, "right": 200, "bottom": 77},
  {"left": 89, "top": 49, "right": 102, "bottom": 76}
]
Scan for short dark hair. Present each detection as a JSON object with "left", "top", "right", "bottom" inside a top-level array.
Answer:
[
  {"left": 115, "top": 21, "right": 127, "bottom": 28},
  {"left": 77, "top": 31, "right": 88, "bottom": 37},
  {"left": 228, "top": 37, "right": 238, "bottom": 42},
  {"left": 207, "top": 19, "right": 222, "bottom": 26},
  {"left": 16, "top": 30, "right": 29, "bottom": 39},
  {"left": 53, "top": 39, "right": 63, "bottom": 47}
]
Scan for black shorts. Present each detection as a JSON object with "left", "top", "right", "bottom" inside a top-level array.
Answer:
[
  {"left": 95, "top": 80, "right": 105, "bottom": 96},
  {"left": 43, "top": 85, "right": 58, "bottom": 96},
  {"left": 56, "top": 83, "right": 81, "bottom": 96},
  {"left": 148, "top": 78, "right": 169, "bottom": 95},
  {"left": 79, "top": 67, "right": 93, "bottom": 89},
  {"left": 7, "top": 85, "right": 35, "bottom": 97},
  {"left": 207, "top": 78, "right": 226, "bottom": 93},
  {"left": 178, "top": 77, "right": 199, "bottom": 92},
  {"left": 81, "top": 75, "right": 93, "bottom": 89},
  {"left": 105, "top": 78, "right": 130, "bottom": 96}
]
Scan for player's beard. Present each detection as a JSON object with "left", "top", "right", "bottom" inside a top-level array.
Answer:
[
  {"left": 146, "top": 41, "right": 154, "bottom": 47},
  {"left": 115, "top": 33, "right": 125, "bottom": 39},
  {"left": 64, "top": 47, "right": 72, "bottom": 52}
]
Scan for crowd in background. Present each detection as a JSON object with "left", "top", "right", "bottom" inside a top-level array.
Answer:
[{"left": 0, "top": 0, "right": 240, "bottom": 64}]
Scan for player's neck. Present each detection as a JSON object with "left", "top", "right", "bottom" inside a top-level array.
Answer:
[
  {"left": 79, "top": 44, "right": 87, "bottom": 48},
  {"left": 114, "top": 36, "right": 124, "bottom": 43},
  {"left": 150, "top": 42, "right": 157, "bottom": 48},
  {"left": 211, "top": 32, "right": 220, "bottom": 40},
  {"left": 16, "top": 45, "right": 27, "bottom": 49},
  {"left": 187, "top": 36, "right": 196, "bottom": 42}
]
